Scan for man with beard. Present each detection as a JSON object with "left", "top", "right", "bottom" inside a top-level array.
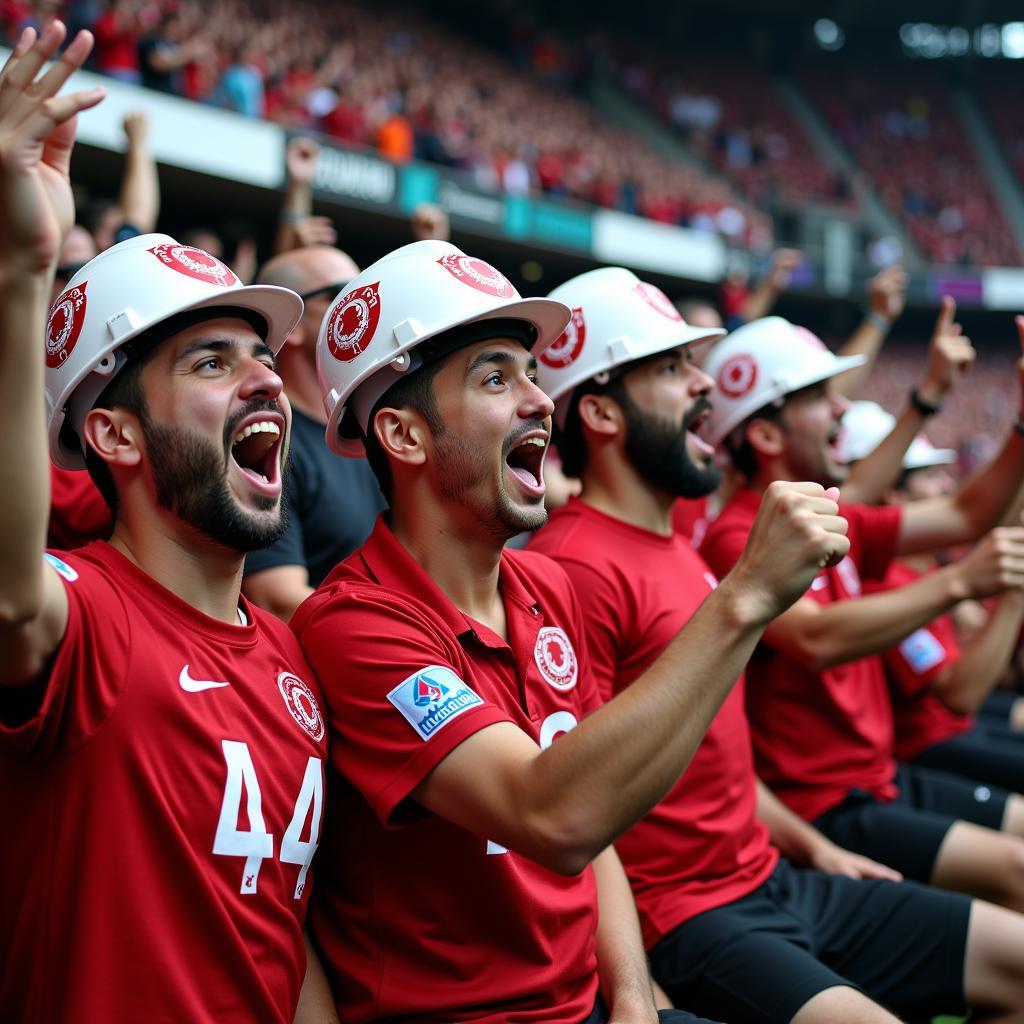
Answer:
[
  {"left": 528, "top": 267, "right": 1024, "bottom": 1024},
  {"left": 292, "top": 239, "right": 852, "bottom": 1023},
  {"left": 0, "top": 25, "right": 335, "bottom": 1024},
  {"left": 700, "top": 314, "right": 1024, "bottom": 915},
  {"left": 243, "top": 244, "right": 385, "bottom": 622}
]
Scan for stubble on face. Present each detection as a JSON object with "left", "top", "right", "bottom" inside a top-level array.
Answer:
[
  {"left": 141, "top": 398, "right": 287, "bottom": 552},
  {"left": 621, "top": 391, "right": 721, "bottom": 500}
]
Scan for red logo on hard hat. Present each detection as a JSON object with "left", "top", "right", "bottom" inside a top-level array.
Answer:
[
  {"left": 325, "top": 282, "right": 381, "bottom": 363},
  {"left": 540, "top": 307, "right": 586, "bottom": 369},
  {"left": 46, "top": 281, "right": 88, "bottom": 368},
  {"left": 634, "top": 282, "right": 682, "bottom": 322},
  {"left": 149, "top": 244, "right": 239, "bottom": 287},
  {"left": 437, "top": 254, "right": 516, "bottom": 299},
  {"left": 717, "top": 354, "right": 758, "bottom": 399}
]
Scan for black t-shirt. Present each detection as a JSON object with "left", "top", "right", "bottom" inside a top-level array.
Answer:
[{"left": 244, "top": 406, "right": 386, "bottom": 586}]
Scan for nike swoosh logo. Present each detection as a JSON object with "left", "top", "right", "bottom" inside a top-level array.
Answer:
[{"left": 179, "top": 665, "right": 231, "bottom": 692}]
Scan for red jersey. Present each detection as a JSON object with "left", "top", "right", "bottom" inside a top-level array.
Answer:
[
  {"left": 530, "top": 499, "right": 777, "bottom": 947},
  {"left": 48, "top": 464, "right": 112, "bottom": 549},
  {"left": 292, "top": 516, "right": 601, "bottom": 1023},
  {"left": 701, "top": 489, "right": 903, "bottom": 821},
  {"left": 865, "top": 562, "right": 972, "bottom": 762},
  {"left": 672, "top": 495, "right": 711, "bottom": 548},
  {"left": 0, "top": 543, "right": 327, "bottom": 1023}
]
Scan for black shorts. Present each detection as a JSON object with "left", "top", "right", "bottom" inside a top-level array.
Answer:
[
  {"left": 584, "top": 1001, "right": 721, "bottom": 1023},
  {"left": 912, "top": 721, "right": 1024, "bottom": 794},
  {"left": 813, "top": 762, "right": 1009, "bottom": 881},
  {"left": 649, "top": 859, "right": 970, "bottom": 1024}
]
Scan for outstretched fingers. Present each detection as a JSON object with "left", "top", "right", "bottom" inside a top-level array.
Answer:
[{"left": 0, "top": 26, "right": 98, "bottom": 133}]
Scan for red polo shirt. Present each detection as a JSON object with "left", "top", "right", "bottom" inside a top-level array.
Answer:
[
  {"left": 865, "top": 562, "right": 972, "bottom": 762},
  {"left": 291, "top": 516, "right": 601, "bottom": 1023},
  {"left": 701, "top": 489, "right": 903, "bottom": 821},
  {"left": 530, "top": 498, "right": 777, "bottom": 948}
]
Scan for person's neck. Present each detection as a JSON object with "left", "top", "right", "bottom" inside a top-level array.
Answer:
[
  {"left": 578, "top": 462, "right": 675, "bottom": 536},
  {"left": 109, "top": 510, "right": 245, "bottom": 624},
  {"left": 389, "top": 502, "right": 508, "bottom": 637}
]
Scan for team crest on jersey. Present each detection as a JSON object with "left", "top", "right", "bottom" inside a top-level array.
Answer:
[
  {"left": 899, "top": 629, "right": 945, "bottom": 674},
  {"left": 46, "top": 281, "right": 88, "bottom": 368},
  {"left": 277, "top": 671, "right": 325, "bottom": 742},
  {"left": 437, "top": 253, "right": 516, "bottom": 299},
  {"left": 540, "top": 307, "right": 586, "bottom": 369},
  {"left": 635, "top": 281, "right": 682, "bottom": 322},
  {"left": 717, "top": 353, "right": 758, "bottom": 399},
  {"left": 149, "top": 244, "right": 239, "bottom": 287},
  {"left": 388, "top": 665, "right": 483, "bottom": 741},
  {"left": 325, "top": 282, "right": 381, "bottom": 363},
  {"left": 534, "top": 626, "right": 578, "bottom": 691},
  {"left": 43, "top": 552, "right": 79, "bottom": 582}
]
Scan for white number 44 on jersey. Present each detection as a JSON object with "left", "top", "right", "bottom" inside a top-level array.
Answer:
[{"left": 213, "top": 740, "right": 324, "bottom": 898}]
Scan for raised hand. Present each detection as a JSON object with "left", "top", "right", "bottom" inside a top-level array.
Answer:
[
  {"left": 286, "top": 135, "right": 319, "bottom": 187},
  {"left": 867, "top": 264, "right": 908, "bottom": 325},
  {"left": 917, "top": 295, "right": 975, "bottom": 404},
  {"left": 727, "top": 481, "right": 850, "bottom": 626},
  {"left": 949, "top": 527, "right": 1024, "bottom": 601},
  {"left": 0, "top": 23, "right": 104, "bottom": 273}
]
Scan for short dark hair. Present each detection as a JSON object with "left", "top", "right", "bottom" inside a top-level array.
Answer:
[
  {"left": 362, "top": 358, "right": 446, "bottom": 503},
  {"left": 82, "top": 352, "right": 152, "bottom": 516},
  {"left": 557, "top": 375, "right": 630, "bottom": 479},
  {"left": 722, "top": 401, "right": 785, "bottom": 478}
]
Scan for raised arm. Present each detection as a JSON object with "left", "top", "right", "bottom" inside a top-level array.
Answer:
[
  {"left": 761, "top": 526, "right": 1024, "bottom": 672},
  {"left": 897, "top": 317, "right": 1024, "bottom": 555},
  {"left": 273, "top": 136, "right": 332, "bottom": 255},
  {"left": 119, "top": 111, "right": 159, "bottom": 233},
  {"left": 0, "top": 23, "right": 103, "bottom": 686},
  {"left": 830, "top": 265, "right": 908, "bottom": 399},
  {"left": 738, "top": 247, "right": 801, "bottom": 324},
  {"left": 843, "top": 295, "right": 974, "bottom": 505},
  {"left": 413, "top": 482, "right": 849, "bottom": 875}
]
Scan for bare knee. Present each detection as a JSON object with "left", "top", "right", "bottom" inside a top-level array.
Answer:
[
  {"left": 933, "top": 824, "right": 1024, "bottom": 912},
  {"left": 790, "top": 985, "right": 900, "bottom": 1024},
  {"left": 965, "top": 899, "right": 1024, "bottom": 1015}
]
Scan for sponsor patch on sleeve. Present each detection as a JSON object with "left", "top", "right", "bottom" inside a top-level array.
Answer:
[
  {"left": 43, "top": 552, "right": 79, "bottom": 582},
  {"left": 387, "top": 665, "right": 484, "bottom": 741},
  {"left": 898, "top": 629, "right": 945, "bottom": 674}
]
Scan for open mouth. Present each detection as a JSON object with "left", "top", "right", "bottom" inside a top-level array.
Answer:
[
  {"left": 686, "top": 407, "right": 716, "bottom": 458},
  {"left": 504, "top": 433, "right": 548, "bottom": 496},
  {"left": 230, "top": 419, "right": 283, "bottom": 492}
]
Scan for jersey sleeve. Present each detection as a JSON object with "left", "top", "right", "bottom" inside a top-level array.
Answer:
[
  {"left": 0, "top": 553, "right": 131, "bottom": 759},
  {"left": 699, "top": 513, "right": 749, "bottom": 579},
  {"left": 884, "top": 611, "right": 960, "bottom": 696},
  {"left": 844, "top": 503, "right": 902, "bottom": 582},
  {"left": 294, "top": 587, "right": 512, "bottom": 825}
]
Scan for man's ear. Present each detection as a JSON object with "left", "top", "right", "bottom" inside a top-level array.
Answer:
[
  {"left": 373, "top": 406, "right": 428, "bottom": 468},
  {"left": 744, "top": 417, "right": 785, "bottom": 458},
  {"left": 577, "top": 392, "right": 623, "bottom": 439},
  {"left": 81, "top": 407, "right": 144, "bottom": 468}
]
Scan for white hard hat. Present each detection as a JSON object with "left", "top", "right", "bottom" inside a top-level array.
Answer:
[
  {"left": 841, "top": 400, "right": 957, "bottom": 470},
  {"left": 46, "top": 233, "right": 303, "bottom": 470},
  {"left": 316, "top": 239, "right": 571, "bottom": 457},
  {"left": 702, "top": 316, "right": 865, "bottom": 444},
  {"left": 537, "top": 267, "right": 725, "bottom": 430}
]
